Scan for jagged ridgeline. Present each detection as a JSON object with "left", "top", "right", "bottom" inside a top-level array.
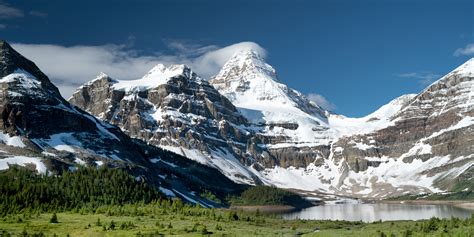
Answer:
[
  {"left": 0, "top": 40, "right": 246, "bottom": 204},
  {"left": 71, "top": 45, "right": 474, "bottom": 198}
]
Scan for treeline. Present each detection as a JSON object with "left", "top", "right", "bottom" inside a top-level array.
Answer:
[
  {"left": 0, "top": 166, "right": 163, "bottom": 215},
  {"left": 388, "top": 190, "right": 474, "bottom": 201},
  {"left": 425, "top": 191, "right": 474, "bottom": 200},
  {"left": 229, "top": 186, "right": 312, "bottom": 208}
]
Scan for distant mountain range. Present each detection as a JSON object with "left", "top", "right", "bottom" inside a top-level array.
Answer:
[{"left": 1, "top": 39, "right": 472, "bottom": 200}]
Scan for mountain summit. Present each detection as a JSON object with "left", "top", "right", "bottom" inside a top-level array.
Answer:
[
  {"left": 211, "top": 49, "right": 278, "bottom": 86},
  {"left": 210, "top": 49, "right": 330, "bottom": 149},
  {"left": 1, "top": 41, "right": 47, "bottom": 81},
  {"left": 211, "top": 50, "right": 327, "bottom": 123}
]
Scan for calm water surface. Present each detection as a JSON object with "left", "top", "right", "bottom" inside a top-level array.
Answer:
[{"left": 282, "top": 203, "right": 474, "bottom": 222}]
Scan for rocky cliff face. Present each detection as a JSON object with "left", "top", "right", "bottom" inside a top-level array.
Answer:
[
  {"left": 326, "top": 59, "right": 474, "bottom": 198},
  {"left": 69, "top": 64, "right": 260, "bottom": 184},
  {"left": 71, "top": 47, "right": 474, "bottom": 199},
  {"left": 0, "top": 40, "right": 245, "bottom": 204}
]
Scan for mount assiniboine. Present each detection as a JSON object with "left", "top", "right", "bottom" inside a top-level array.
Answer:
[
  {"left": 70, "top": 47, "right": 474, "bottom": 199},
  {"left": 0, "top": 39, "right": 471, "bottom": 200}
]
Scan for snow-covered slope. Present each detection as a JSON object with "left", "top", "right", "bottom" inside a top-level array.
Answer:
[
  {"left": 329, "top": 94, "right": 417, "bottom": 137},
  {"left": 211, "top": 50, "right": 331, "bottom": 147},
  {"left": 114, "top": 64, "right": 192, "bottom": 91}
]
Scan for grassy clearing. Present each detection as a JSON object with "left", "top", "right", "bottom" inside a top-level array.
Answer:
[{"left": 1, "top": 203, "right": 473, "bottom": 236}]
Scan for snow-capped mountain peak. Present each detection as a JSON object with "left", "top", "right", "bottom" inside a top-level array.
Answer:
[
  {"left": 143, "top": 64, "right": 192, "bottom": 80},
  {"left": 449, "top": 57, "right": 474, "bottom": 78},
  {"left": 113, "top": 64, "right": 196, "bottom": 91},
  {"left": 215, "top": 49, "right": 277, "bottom": 81},
  {"left": 211, "top": 49, "right": 323, "bottom": 113},
  {"left": 211, "top": 49, "right": 330, "bottom": 146}
]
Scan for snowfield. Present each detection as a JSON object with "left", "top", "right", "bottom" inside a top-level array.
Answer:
[
  {"left": 0, "top": 156, "right": 46, "bottom": 173},
  {"left": 0, "top": 132, "right": 26, "bottom": 148}
]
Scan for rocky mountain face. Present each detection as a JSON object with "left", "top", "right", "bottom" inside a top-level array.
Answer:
[
  {"left": 71, "top": 47, "right": 474, "bottom": 199},
  {"left": 210, "top": 50, "right": 333, "bottom": 169},
  {"left": 327, "top": 59, "right": 474, "bottom": 198},
  {"left": 0, "top": 40, "right": 245, "bottom": 205},
  {"left": 251, "top": 58, "right": 474, "bottom": 198},
  {"left": 69, "top": 64, "right": 260, "bottom": 184}
]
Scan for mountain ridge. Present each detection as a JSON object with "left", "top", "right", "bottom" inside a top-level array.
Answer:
[{"left": 67, "top": 46, "right": 474, "bottom": 198}]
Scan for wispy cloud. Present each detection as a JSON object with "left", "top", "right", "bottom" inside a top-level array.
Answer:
[
  {"left": 11, "top": 41, "right": 266, "bottom": 98},
  {"left": 454, "top": 43, "right": 474, "bottom": 56},
  {"left": 0, "top": 2, "right": 46, "bottom": 29},
  {"left": 307, "top": 93, "right": 336, "bottom": 111},
  {"left": 0, "top": 2, "right": 23, "bottom": 19},
  {"left": 165, "top": 40, "right": 219, "bottom": 57},
  {"left": 397, "top": 72, "right": 441, "bottom": 85}
]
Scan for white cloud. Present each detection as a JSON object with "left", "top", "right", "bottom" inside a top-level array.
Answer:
[
  {"left": 307, "top": 93, "right": 336, "bottom": 111},
  {"left": 0, "top": 3, "right": 23, "bottom": 19},
  {"left": 192, "top": 42, "right": 266, "bottom": 76},
  {"left": 454, "top": 43, "right": 474, "bottom": 56},
  {"left": 397, "top": 72, "right": 441, "bottom": 85},
  {"left": 11, "top": 41, "right": 266, "bottom": 98}
]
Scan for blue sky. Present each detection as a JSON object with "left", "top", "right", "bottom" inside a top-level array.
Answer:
[{"left": 1, "top": 0, "right": 473, "bottom": 116}]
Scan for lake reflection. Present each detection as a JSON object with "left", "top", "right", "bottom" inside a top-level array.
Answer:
[{"left": 282, "top": 203, "right": 474, "bottom": 222}]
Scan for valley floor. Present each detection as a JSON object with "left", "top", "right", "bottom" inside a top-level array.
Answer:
[{"left": 1, "top": 204, "right": 473, "bottom": 237}]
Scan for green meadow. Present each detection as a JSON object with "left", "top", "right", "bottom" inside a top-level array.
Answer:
[
  {"left": 1, "top": 167, "right": 473, "bottom": 236},
  {"left": 1, "top": 203, "right": 473, "bottom": 236}
]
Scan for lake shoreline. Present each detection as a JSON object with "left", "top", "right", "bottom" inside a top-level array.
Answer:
[
  {"left": 229, "top": 205, "right": 298, "bottom": 213},
  {"left": 379, "top": 200, "right": 474, "bottom": 211},
  {"left": 229, "top": 199, "right": 474, "bottom": 219}
]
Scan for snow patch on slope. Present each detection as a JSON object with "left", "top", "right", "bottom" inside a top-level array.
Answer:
[
  {"left": 426, "top": 116, "right": 474, "bottom": 140},
  {"left": 0, "top": 69, "right": 42, "bottom": 90},
  {"left": 43, "top": 133, "right": 83, "bottom": 153},
  {"left": 161, "top": 145, "right": 257, "bottom": 185},
  {"left": 345, "top": 155, "right": 468, "bottom": 194},
  {"left": 0, "top": 156, "right": 46, "bottom": 173},
  {"left": 0, "top": 132, "right": 26, "bottom": 147}
]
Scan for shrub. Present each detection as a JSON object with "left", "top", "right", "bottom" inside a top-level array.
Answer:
[{"left": 50, "top": 213, "right": 58, "bottom": 223}]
